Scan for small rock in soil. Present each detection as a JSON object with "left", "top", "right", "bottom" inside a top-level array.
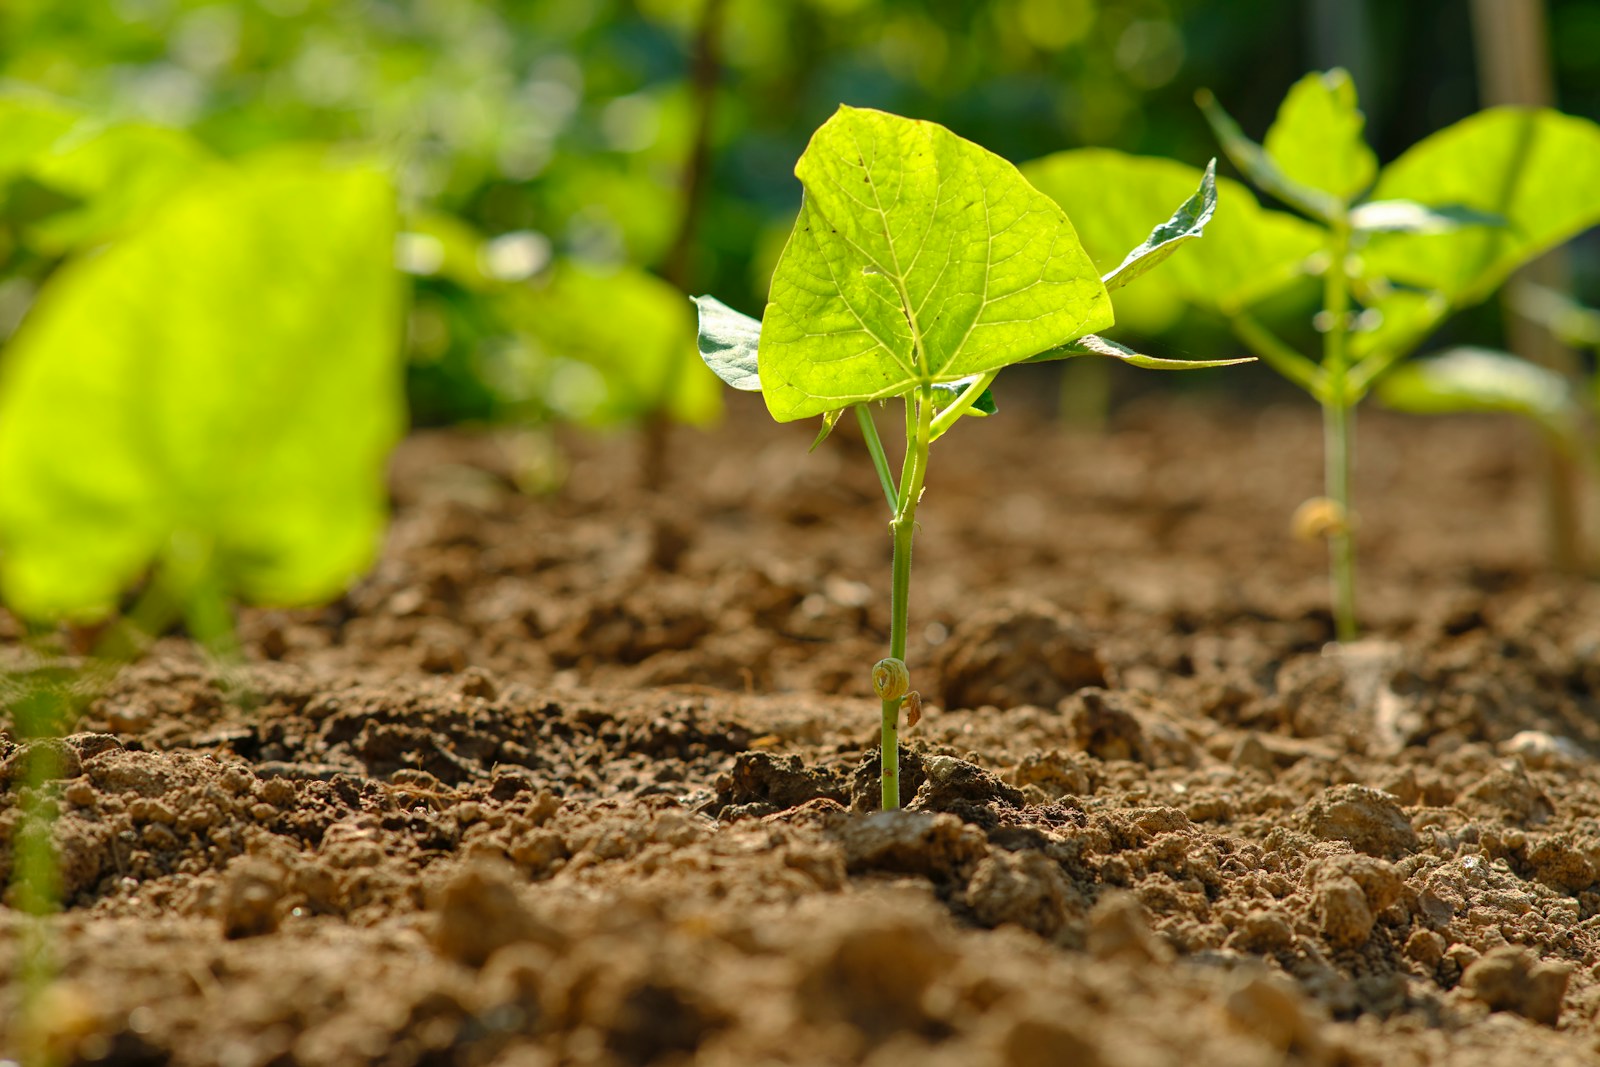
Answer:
[
  {"left": 1525, "top": 833, "right": 1599, "bottom": 894},
  {"left": 798, "top": 912, "right": 959, "bottom": 1044},
  {"left": 1063, "top": 689, "right": 1150, "bottom": 764},
  {"left": 1223, "top": 973, "right": 1324, "bottom": 1056},
  {"left": 220, "top": 857, "right": 285, "bottom": 939},
  {"left": 1459, "top": 759, "right": 1554, "bottom": 827},
  {"left": 0, "top": 738, "right": 82, "bottom": 787},
  {"left": 1460, "top": 946, "right": 1572, "bottom": 1026},
  {"left": 1086, "top": 891, "right": 1170, "bottom": 964},
  {"left": 832, "top": 810, "right": 988, "bottom": 880},
  {"left": 1226, "top": 909, "right": 1297, "bottom": 954},
  {"left": 932, "top": 600, "right": 1105, "bottom": 711},
  {"left": 965, "top": 849, "right": 1088, "bottom": 946},
  {"left": 430, "top": 859, "right": 560, "bottom": 967},
  {"left": 712, "top": 751, "right": 849, "bottom": 818},
  {"left": 999, "top": 1017, "right": 1101, "bottom": 1067},
  {"left": 909, "top": 755, "right": 1023, "bottom": 825},
  {"left": 1300, "top": 784, "right": 1419, "bottom": 857},
  {"left": 1314, "top": 876, "right": 1374, "bottom": 948},
  {"left": 1007, "top": 751, "right": 1092, "bottom": 800}
]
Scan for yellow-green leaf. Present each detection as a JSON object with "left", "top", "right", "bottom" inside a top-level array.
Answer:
[{"left": 758, "top": 106, "right": 1111, "bottom": 422}]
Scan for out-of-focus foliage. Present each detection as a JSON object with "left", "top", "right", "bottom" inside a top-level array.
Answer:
[
  {"left": 4, "top": 0, "right": 1599, "bottom": 422},
  {"left": 1023, "top": 150, "right": 1322, "bottom": 321},
  {"left": 0, "top": 154, "right": 402, "bottom": 624},
  {"left": 0, "top": 0, "right": 1368, "bottom": 424}
]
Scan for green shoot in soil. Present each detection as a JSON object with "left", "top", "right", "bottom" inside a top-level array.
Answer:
[{"left": 694, "top": 106, "right": 1247, "bottom": 810}]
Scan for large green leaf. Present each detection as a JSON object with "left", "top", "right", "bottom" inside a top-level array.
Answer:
[
  {"left": 0, "top": 156, "right": 404, "bottom": 621},
  {"left": 1022, "top": 149, "right": 1322, "bottom": 314},
  {"left": 758, "top": 106, "right": 1111, "bottom": 421},
  {"left": 501, "top": 264, "right": 721, "bottom": 428},
  {"left": 1262, "top": 69, "right": 1376, "bottom": 204},
  {"left": 1365, "top": 108, "right": 1600, "bottom": 305}
]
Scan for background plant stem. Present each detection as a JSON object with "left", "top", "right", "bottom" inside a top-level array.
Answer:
[{"left": 1322, "top": 222, "right": 1359, "bottom": 643}]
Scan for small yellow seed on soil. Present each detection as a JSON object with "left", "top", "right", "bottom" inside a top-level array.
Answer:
[
  {"left": 872, "top": 657, "right": 910, "bottom": 702},
  {"left": 1291, "top": 496, "right": 1352, "bottom": 542}
]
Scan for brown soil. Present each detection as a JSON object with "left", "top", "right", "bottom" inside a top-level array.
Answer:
[{"left": 5, "top": 385, "right": 1600, "bottom": 1067}]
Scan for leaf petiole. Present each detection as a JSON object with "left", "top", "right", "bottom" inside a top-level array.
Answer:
[
  {"left": 854, "top": 404, "right": 899, "bottom": 512},
  {"left": 929, "top": 370, "right": 1000, "bottom": 443}
]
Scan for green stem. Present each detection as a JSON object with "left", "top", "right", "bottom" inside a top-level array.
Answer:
[
  {"left": 854, "top": 404, "right": 898, "bottom": 512},
  {"left": 881, "top": 385, "right": 933, "bottom": 810},
  {"left": 1232, "top": 313, "right": 1327, "bottom": 400},
  {"left": 1322, "top": 221, "right": 1358, "bottom": 643}
]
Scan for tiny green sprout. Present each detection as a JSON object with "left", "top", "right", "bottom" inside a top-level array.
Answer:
[{"left": 695, "top": 106, "right": 1248, "bottom": 810}]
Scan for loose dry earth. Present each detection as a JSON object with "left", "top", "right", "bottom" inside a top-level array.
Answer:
[{"left": 5, "top": 383, "right": 1600, "bottom": 1067}]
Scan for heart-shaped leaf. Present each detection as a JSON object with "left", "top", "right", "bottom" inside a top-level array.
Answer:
[
  {"left": 758, "top": 106, "right": 1111, "bottom": 422},
  {"left": 1262, "top": 69, "right": 1377, "bottom": 204}
]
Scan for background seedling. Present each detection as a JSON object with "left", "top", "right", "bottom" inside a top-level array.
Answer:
[
  {"left": 1026, "top": 71, "right": 1600, "bottom": 642},
  {"left": 695, "top": 106, "right": 1247, "bottom": 810}
]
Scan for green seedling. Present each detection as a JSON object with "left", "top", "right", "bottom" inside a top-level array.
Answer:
[
  {"left": 1026, "top": 71, "right": 1600, "bottom": 641},
  {"left": 695, "top": 106, "right": 1247, "bottom": 810}
]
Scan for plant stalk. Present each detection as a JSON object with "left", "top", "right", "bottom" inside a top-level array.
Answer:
[
  {"left": 1322, "top": 222, "right": 1358, "bottom": 643},
  {"left": 881, "top": 385, "right": 933, "bottom": 810}
]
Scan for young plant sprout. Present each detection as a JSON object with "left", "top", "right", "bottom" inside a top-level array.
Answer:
[
  {"left": 694, "top": 106, "right": 1248, "bottom": 810},
  {"left": 1029, "top": 72, "right": 1600, "bottom": 642}
]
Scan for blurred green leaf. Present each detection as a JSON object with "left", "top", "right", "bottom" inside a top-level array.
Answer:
[
  {"left": 397, "top": 210, "right": 494, "bottom": 290},
  {"left": 1510, "top": 282, "right": 1600, "bottom": 348},
  {"left": 0, "top": 91, "right": 77, "bottom": 180},
  {"left": 26, "top": 123, "right": 216, "bottom": 251},
  {"left": 1376, "top": 347, "right": 1577, "bottom": 438},
  {"left": 1261, "top": 69, "right": 1376, "bottom": 204},
  {"left": 1346, "top": 289, "right": 1449, "bottom": 394},
  {"left": 1365, "top": 108, "right": 1600, "bottom": 304},
  {"left": 759, "top": 107, "right": 1110, "bottom": 422},
  {"left": 1350, "top": 200, "right": 1505, "bottom": 235},
  {"left": 0, "top": 156, "right": 403, "bottom": 621},
  {"left": 1101, "top": 159, "right": 1217, "bottom": 292},
  {"left": 1023, "top": 149, "right": 1322, "bottom": 315},
  {"left": 505, "top": 263, "right": 721, "bottom": 428},
  {"left": 1195, "top": 87, "right": 1341, "bottom": 222}
]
